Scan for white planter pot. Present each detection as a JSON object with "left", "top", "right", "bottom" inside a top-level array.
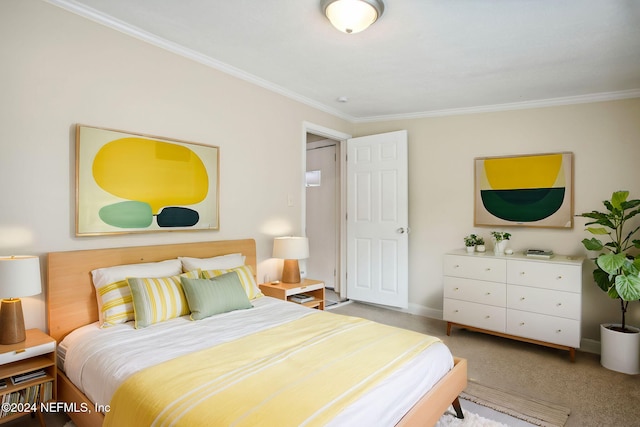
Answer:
[
  {"left": 600, "top": 324, "right": 640, "bottom": 375},
  {"left": 476, "top": 245, "right": 486, "bottom": 253},
  {"left": 466, "top": 246, "right": 475, "bottom": 253},
  {"left": 493, "top": 240, "right": 508, "bottom": 255}
]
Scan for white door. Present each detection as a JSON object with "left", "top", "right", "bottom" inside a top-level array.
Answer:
[
  {"left": 306, "top": 144, "right": 338, "bottom": 288},
  {"left": 346, "top": 130, "right": 408, "bottom": 308}
]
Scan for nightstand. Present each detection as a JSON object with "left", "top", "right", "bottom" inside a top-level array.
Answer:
[
  {"left": 0, "top": 329, "right": 56, "bottom": 426},
  {"left": 259, "top": 279, "right": 325, "bottom": 310}
]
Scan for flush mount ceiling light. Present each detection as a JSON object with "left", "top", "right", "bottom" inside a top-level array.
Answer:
[{"left": 321, "top": 0, "right": 385, "bottom": 34}]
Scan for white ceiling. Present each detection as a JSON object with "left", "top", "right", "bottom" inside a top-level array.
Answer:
[{"left": 48, "top": 0, "right": 640, "bottom": 122}]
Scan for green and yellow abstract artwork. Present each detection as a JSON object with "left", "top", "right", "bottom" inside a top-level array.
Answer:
[
  {"left": 474, "top": 152, "right": 573, "bottom": 228},
  {"left": 76, "top": 125, "right": 219, "bottom": 235}
]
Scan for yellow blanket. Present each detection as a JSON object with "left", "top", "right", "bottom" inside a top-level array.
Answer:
[{"left": 104, "top": 312, "right": 441, "bottom": 427}]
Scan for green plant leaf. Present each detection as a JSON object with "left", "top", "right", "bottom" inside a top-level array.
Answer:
[
  {"left": 585, "top": 227, "right": 609, "bottom": 235},
  {"left": 611, "top": 191, "right": 629, "bottom": 210},
  {"left": 607, "top": 285, "right": 620, "bottom": 299},
  {"left": 581, "top": 238, "right": 603, "bottom": 251},
  {"left": 615, "top": 274, "right": 640, "bottom": 301},
  {"left": 597, "top": 253, "right": 626, "bottom": 275},
  {"left": 593, "top": 267, "right": 613, "bottom": 293}
]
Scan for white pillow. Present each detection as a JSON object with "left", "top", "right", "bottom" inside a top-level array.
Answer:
[
  {"left": 91, "top": 259, "right": 182, "bottom": 327},
  {"left": 178, "top": 253, "right": 245, "bottom": 272}
]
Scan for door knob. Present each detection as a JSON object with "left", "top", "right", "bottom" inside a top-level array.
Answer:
[{"left": 397, "top": 227, "right": 406, "bottom": 234}]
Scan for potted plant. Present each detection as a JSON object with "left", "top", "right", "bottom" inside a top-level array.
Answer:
[
  {"left": 490, "top": 231, "right": 511, "bottom": 255},
  {"left": 464, "top": 234, "right": 479, "bottom": 253},
  {"left": 579, "top": 190, "right": 640, "bottom": 374},
  {"left": 476, "top": 236, "right": 486, "bottom": 253}
]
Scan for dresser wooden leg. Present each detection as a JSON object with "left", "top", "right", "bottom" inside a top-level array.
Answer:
[
  {"left": 569, "top": 348, "right": 576, "bottom": 363},
  {"left": 446, "top": 322, "right": 452, "bottom": 336}
]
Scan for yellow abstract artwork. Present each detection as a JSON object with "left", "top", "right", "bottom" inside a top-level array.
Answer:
[
  {"left": 76, "top": 125, "right": 219, "bottom": 235},
  {"left": 474, "top": 152, "right": 573, "bottom": 228}
]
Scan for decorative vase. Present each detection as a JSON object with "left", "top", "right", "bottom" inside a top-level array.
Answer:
[
  {"left": 493, "top": 240, "right": 508, "bottom": 255},
  {"left": 476, "top": 245, "right": 486, "bottom": 253},
  {"left": 466, "top": 246, "right": 475, "bottom": 253},
  {"left": 600, "top": 324, "right": 640, "bottom": 375}
]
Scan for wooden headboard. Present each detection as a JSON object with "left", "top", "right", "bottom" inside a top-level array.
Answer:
[{"left": 47, "top": 239, "right": 256, "bottom": 342}]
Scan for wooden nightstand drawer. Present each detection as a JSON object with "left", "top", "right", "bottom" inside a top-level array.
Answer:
[
  {"left": 0, "top": 341, "right": 55, "bottom": 365},
  {"left": 259, "top": 279, "right": 325, "bottom": 310}
]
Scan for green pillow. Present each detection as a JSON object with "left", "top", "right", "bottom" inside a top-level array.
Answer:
[{"left": 180, "top": 272, "right": 253, "bottom": 320}]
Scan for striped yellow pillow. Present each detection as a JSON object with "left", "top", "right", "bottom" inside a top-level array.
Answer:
[
  {"left": 201, "top": 265, "right": 263, "bottom": 300},
  {"left": 98, "top": 280, "right": 135, "bottom": 327},
  {"left": 128, "top": 270, "right": 199, "bottom": 328},
  {"left": 91, "top": 259, "right": 183, "bottom": 327}
]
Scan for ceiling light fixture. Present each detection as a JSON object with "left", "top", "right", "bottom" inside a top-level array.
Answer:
[{"left": 321, "top": 0, "right": 385, "bottom": 34}]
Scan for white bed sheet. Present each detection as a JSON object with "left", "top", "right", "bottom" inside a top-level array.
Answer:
[{"left": 60, "top": 297, "right": 453, "bottom": 426}]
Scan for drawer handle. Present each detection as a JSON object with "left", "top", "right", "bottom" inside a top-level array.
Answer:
[
  {"left": 454, "top": 310, "right": 459, "bottom": 313},
  {"left": 485, "top": 292, "right": 491, "bottom": 296},
  {"left": 520, "top": 297, "right": 525, "bottom": 301},
  {"left": 556, "top": 302, "right": 562, "bottom": 306},
  {"left": 454, "top": 287, "right": 459, "bottom": 291},
  {"left": 520, "top": 322, "right": 525, "bottom": 326},
  {"left": 485, "top": 315, "right": 491, "bottom": 319},
  {"left": 485, "top": 268, "right": 491, "bottom": 271},
  {"left": 520, "top": 271, "right": 525, "bottom": 275},
  {"left": 454, "top": 265, "right": 460, "bottom": 268},
  {"left": 556, "top": 329, "right": 562, "bottom": 333},
  {"left": 556, "top": 276, "right": 563, "bottom": 280},
  {"left": 15, "top": 349, "right": 26, "bottom": 354}
]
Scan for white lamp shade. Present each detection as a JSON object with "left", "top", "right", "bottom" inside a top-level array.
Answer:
[
  {"left": 323, "top": 0, "right": 383, "bottom": 34},
  {"left": 0, "top": 256, "right": 42, "bottom": 299},
  {"left": 273, "top": 237, "right": 309, "bottom": 260}
]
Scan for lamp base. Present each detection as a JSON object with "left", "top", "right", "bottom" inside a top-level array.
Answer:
[
  {"left": 281, "top": 259, "right": 301, "bottom": 284},
  {"left": 0, "top": 299, "right": 26, "bottom": 345}
]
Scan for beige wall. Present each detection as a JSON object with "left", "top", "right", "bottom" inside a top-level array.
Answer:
[
  {"left": 3, "top": 0, "right": 639, "bottom": 347},
  {"left": 355, "top": 99, "right": 640, "bottom": 343},
  {"left": 0, "top": 0, "right": 352, "bottom": 330}
]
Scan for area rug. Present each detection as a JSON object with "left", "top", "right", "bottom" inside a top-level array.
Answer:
[{"left": 459, "top": 380, "right": 571, "bottom": 427}]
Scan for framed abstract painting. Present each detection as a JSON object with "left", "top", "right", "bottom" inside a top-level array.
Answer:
[
  {"left": 76, "top": 125, "right": 219, "bottom": 236},
  {"left": 474, "top": 152, "right": 573, "bottom": 228}
]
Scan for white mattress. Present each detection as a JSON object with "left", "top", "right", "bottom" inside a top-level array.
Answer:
[{"left": 60, "top": 297, "right": 453, "bottom": 426}]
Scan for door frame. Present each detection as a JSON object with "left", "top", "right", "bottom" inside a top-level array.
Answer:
[{"left": 302, "top": 122, "right": 351, "bottom": 298}]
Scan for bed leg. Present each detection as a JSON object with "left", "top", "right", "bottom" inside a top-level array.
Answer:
[{"left": 452, "top": 397, "right": 464, "bottom": 419}]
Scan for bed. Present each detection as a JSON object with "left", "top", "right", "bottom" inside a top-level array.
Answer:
[{"left": 47, "top": 239, "right": 466, "bottom": 427}]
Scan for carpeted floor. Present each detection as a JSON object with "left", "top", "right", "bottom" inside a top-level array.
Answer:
[{"left": 329, "top": 301, "right": 639, "bottom": 427}]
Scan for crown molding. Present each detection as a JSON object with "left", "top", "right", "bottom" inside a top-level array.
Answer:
[
  {"left": 43, "top": 1, "right": 640, "bottom": 125},
  {"left": 44, "top": 0, "right": 357, "bottom": 123},
  {"left": 354, "top": 89, "right": 640, "bottom": 123}
]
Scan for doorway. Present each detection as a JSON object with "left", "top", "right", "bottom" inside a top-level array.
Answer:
[{"left": 305, "top": 134, "right": 344, "bottom": 306}]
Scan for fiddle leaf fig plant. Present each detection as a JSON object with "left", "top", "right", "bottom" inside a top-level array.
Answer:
[{"left": 579, "top": 190, "right": 640, "bottom": 332}]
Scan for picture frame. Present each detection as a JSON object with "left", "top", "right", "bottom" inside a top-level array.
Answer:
[
  {"left": 76, "top": 125, "right": 219, "bottom": 236},
  {"left": 474, "top": 152, "right": 573, "bottom": 228}
]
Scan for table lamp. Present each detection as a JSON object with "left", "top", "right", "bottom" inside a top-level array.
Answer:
[
  {"left": 0, "top": 256, "right": 42, "bottom": 345},
  {"left": 273, "top": 237, "right": 309, "bottom": 284}
]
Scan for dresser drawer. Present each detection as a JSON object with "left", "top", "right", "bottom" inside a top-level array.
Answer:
[
  {"left": 507, "top": 285, "right": 580, "bottom": 320},
  {"left": 507, "top": 260, "right": 581, "bottom": 293},
  {"left": 444, "top": 299, "right": 505, "bottom": 333},
  {"left": 506, "top": 309, "right": 580, "bottom": 347},
  {"left": 444, "top": 255, "right": 506, "bottom": 283},
  {"left": 444, "top": 277, "right": 506, "bottom": 307}
]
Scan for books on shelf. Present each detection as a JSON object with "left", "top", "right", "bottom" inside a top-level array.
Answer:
[
  {"left": 525, "top": 249, "right": 554, "bottom": 259},
  {"left": 11, "top": 370, "right": 46, "bottom": 386},
  {"left": 290, "top": 294, "right": 315, "bottom": 304}
]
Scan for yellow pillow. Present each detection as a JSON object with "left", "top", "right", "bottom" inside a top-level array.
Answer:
[
  {"left": 127, "top": 270, "right": 199, "bottom": 328},
  {"left": 201, "top": 265, "right": 262, "bottom": 300}
]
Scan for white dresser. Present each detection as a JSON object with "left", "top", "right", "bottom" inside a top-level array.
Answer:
[{"left": 443, "top": 250, "right": 583, "bottom": 361}]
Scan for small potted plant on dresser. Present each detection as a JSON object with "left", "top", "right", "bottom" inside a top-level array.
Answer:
[
  {"left": 464, "top": 234, "right": 478, "bottom": 252},
  {"left": 579, "top": 190, "right": 640, "bottom": 374},
  {"left": 490, "top": 231, "right": 511, "bottom": 255},
  {"left": 475, "top": 236, "right": 486, "bottom": 252}
]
